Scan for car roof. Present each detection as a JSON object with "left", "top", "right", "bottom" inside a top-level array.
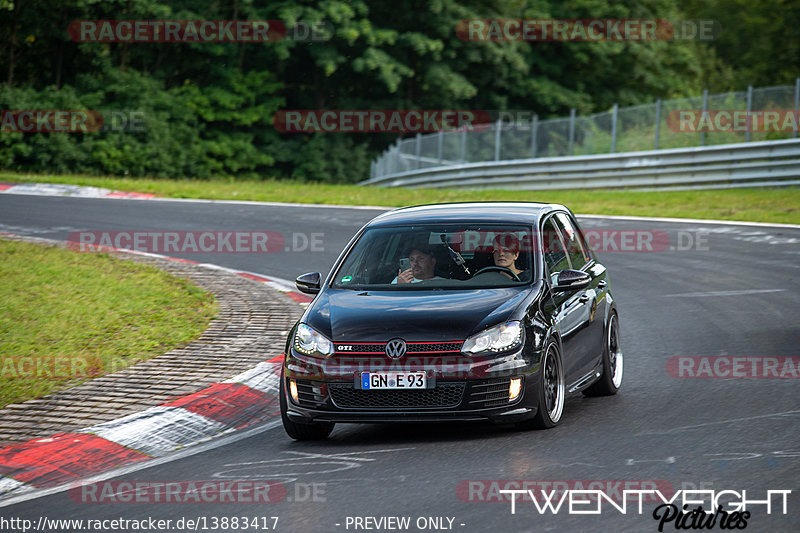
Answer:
[{"left": 367, "top": 201, "right": 567, "bottom": 227}]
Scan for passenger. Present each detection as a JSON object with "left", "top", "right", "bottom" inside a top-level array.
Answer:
[
  {"left": 492, "top": 234, "right": 524, "bottom": 278},
  {"left": 392, "top": 247, "right": 444, "bottom": 284}
]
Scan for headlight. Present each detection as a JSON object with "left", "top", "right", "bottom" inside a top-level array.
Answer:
[
  {"left": 293, "top": 323, "right": 334, "bottom": 358},
  {"left": 462, "top": 321, "right": 523, "bottom": 355}
]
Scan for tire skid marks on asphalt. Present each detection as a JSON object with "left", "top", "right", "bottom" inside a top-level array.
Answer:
[
  {"left": 213, "top": 449, "right": 416, "bottom": 483},
  {"left": 636, "top": 409, "right": 800, "bottom": 436},
  {"left": 0, "top": 223, "right": 83, "bottom": 235},
  {"left": 663, "top": 288, "right": 787, "bottom": 298}
]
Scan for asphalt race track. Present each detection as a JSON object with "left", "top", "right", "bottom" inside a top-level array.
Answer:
[{"left": 1, "top": 194, "right": 799, "bottom": 532}]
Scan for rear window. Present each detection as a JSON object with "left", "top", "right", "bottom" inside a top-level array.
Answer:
[{"left": 331, "top": 224, "right": 535, "bottom": 290}]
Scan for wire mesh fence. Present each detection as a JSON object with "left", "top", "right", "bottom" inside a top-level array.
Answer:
[{"left": 371, "top": 80, "right": 800, "bottom": 180}]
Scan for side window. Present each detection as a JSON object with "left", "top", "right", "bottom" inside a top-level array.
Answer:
[
  {"left": 555, "top": 213, "right": 589, "bottom": 270},
  {"left": 542, "top": 218, "right": 570, "bottom": 285}
]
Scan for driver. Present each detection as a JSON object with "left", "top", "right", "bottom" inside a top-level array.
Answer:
[
  {"left": 492, "top": 233, "right": 524, "bottom": 278},
  {"left": 392, "top": 247, "right": 444, "bottom": 284}
]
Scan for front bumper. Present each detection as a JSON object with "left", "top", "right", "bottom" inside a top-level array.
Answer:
[{"left": 282, "top": 347, "right": 542, "bottom": 425}]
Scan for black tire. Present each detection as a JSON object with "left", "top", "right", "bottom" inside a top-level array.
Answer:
[
  {"left": 519, "top": 340, "right": 565, "bottom": 430},
  {"left": 583, "top": 312, "right": 623, "bottom": 397},
  {"left": 279, "top": 371, "right": 334, "bottom": 441}
]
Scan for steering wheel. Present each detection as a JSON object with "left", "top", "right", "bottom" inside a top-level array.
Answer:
[{"left": 473, "top": 266, "right": 521, "bottom": 281}]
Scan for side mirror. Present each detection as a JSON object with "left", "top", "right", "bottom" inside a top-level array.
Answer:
[
  {"left": 295, "top": 272, "right": 321, "bottom": 294},
  {"left": 552, "top": 269, "right": 591, "bottom": 292}
]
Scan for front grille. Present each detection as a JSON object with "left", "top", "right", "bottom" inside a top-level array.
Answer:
[
  {"left": 467, "top": 378, "right": 517, "bottom": 408},
  {"left": 328, "top": 383, "right": 465, "bottom": 409},
  {"left": 406, "top": 342, "right": 463, "bottom": 353},
  {"left": 334, "top": 341, "right": 463, "bottom": 355},
  {"left": 335, "top": 344, "right": 385, "bottom": 353}
]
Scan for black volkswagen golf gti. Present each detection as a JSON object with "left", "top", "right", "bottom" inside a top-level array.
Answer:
[{"left": 280, "top": 202, "right": 622, "bottom": 439}]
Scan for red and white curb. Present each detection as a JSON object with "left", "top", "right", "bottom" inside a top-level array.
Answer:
[
  {"left": 0, "top": 237, "right": 310, "bottom": 500},
  {"left": 0, "top": 182, "right": 155, "bottom": 199}
]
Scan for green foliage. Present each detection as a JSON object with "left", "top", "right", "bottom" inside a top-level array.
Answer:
[
  {"left": 0, "top": 0, "right": 793, "bottom": 182},
  {"left": 677, "top": 0, "right": 800, "bottom": 89}
]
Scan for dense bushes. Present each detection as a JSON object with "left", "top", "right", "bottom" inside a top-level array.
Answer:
[{"left": 2, "top": 0, "right": 789, "bottom": 182}]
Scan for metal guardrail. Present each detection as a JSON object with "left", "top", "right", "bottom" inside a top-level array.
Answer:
[{"left": 359, "top": 138, "right": 800, "bottom": 191}]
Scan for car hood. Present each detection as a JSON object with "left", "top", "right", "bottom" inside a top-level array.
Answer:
[{"left": 305, "top": 288, "right": 533, "bottom": 342}]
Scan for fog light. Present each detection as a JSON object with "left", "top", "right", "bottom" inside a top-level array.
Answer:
[
  {"left": 509, "top": 378, "right": 522, "bottom": 401},
  {"left": 289, "top": 380, "right": 299, "bottom": 403}
]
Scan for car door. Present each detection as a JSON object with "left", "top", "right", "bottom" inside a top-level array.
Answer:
[
  {"left": 540, "top": 215, "right": 588, "bottom": 384},
  {"left": 553, "top": 212, "right": 607, "bottom": 378}
]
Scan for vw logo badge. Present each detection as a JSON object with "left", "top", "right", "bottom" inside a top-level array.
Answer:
[{"left": 385, "top": 338, "right": 407, "bottom": 359}]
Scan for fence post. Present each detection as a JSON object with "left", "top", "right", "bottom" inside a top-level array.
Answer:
[
  {"left": 394, "top": 141, "right": 401, "bottom": 174},
  {"left": 746, "top": 85, "right": 753, "bottom": 142},
  {"left": 794, "top": 77, "right": 799, "bottom": 139},
  {"left": 383, "top": 150, "right": 389, "bottom": 176},
  {"left": 701, "top": 89, "right": 708, "bottom": 146},
  {"left": 531, "top": 114, "right": 538, "bottom": 158},
  {"left": 494, "top": 119, "right": 502, "bottom": 161},
  {"left": 415, "top": 133, "right": 422, "bottom": 169},
  {"left": 611, "top": 104, "right": 619, "bottom": 153},
  {"left": 654, "top": 98, "right": 662, "bottom": 150},
  {"left": 460, "top": 128, "right": 467, "bottom": 162},
  {"left": 568, "top": 108, "right": 576, "bottom": 155},
  {"left": 437, "top": 131, "right": 444, "bottom": 163}
]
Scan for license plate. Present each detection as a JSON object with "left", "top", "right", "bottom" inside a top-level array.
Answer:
[{"left": 361, "top": 372, "right": 426, "bottom": 390}]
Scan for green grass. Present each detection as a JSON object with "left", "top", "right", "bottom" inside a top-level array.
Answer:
[
  {"left": 0, "top": 239, "right": 216, "bottom": 408},
  {"left": 2, "top": 171, "right": 799, "bottom": 224}
]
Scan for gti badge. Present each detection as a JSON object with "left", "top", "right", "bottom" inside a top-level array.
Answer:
[{"left": 385, "top": 338, "right": 407, "bottom": 359}]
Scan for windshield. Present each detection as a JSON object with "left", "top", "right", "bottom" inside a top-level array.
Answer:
[{"left": 331, "top": 224, "right": 535, "bottom": 290}]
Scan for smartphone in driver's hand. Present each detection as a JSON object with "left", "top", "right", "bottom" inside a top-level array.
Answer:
[{"left": 399, "top": 258, "right": 410, "bottom": 271}]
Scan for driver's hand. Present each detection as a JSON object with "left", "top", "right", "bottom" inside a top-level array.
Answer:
[{"left": 397, "top": 268, "right": 414, "bottom": 284}]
